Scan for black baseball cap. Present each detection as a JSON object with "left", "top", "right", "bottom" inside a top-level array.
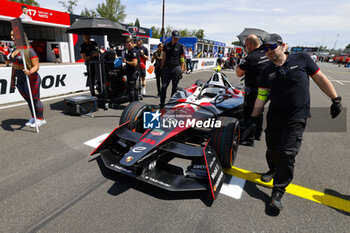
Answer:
[
  {"left": 172, "top": 30, "right": 180, "bottom": 39},
  {"left": 263, "top": 33, "right": 283, "bottom": 45}
]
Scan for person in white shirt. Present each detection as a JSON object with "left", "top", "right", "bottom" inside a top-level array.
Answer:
[
  {"left": 20, "top": 5, "right": 32, "bottom": 21},
  {"left": 185, "top": 47, "right": 193, "bottom": 74},
  {"left": 311, "top": 53, "right": 317, "bottom": 63}
]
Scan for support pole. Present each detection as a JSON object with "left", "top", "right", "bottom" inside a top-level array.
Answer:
[{"left": 20, "top": 49, "right": 39, "bottom": 133}]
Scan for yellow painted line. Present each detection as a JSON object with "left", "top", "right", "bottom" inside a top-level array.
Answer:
[{"left": 224, "top": 167, "right": 350, "bottom": 213}]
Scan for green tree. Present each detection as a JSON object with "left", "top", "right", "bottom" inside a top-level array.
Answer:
[
  {"left": 96, "top": 0, "right": 126, "bottom": 22},
  {"left": 165, "top": 26, "right": 173, "bottom": 37},
  {"left": 231, "top": 41, "right": 242, "bottom": 46},
  {"left": 134, "top": 18, "right": 140, "bottom": 27},
  {"left": 180, "top": 28, "right": 190, "bottom": 37},
  {"left": 151, "top": 26, "right": 160, "bottom": 38},
  {"left": 59, "top": 0, "right": 78, "bottom": 14},
  {"left": 81, "top": 7, "right": 97, "bottom": 17},
  {"left": 10, "top": 0, "right": 40, "bottom": 7},
  {"left": 189, "top": 29, "right": 197, "bottom": 37},
  {"left": 346, "top": 44, "right": 350, "bottom": 50},
  {"left": 194, "top": 29, "right": 204, "bottom": 39}
]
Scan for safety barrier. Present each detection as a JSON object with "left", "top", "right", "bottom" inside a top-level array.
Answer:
[{"left": 0, "top": 58, "right": 218, "bottom": 105}]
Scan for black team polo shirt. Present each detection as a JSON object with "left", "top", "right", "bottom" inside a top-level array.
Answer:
[
  {"left": 259, "top": 52, "right": 320, "bottom": 120},
  {"left": 239, "top": 48, "right": 270, "bottom": 88},
  {"left": 163, "top": 42, "right": 185, "bottom": 67}
]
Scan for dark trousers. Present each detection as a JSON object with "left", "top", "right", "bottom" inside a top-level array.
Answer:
[
  {"left": 17, "top": 74, "right": 44, "bottom": 119},
  {"left": 265, "top": 113, "right": 307, "bottom": 195},
  {"left": 86, "top": 62, "right": 98, "bottom": 95},
  {"left": 186, "top": 59, "right": 193, "bottom": 72},
  {"left": 155, "top": 67, "right": 162, "bottom": 95},
  {"left": 160, "top": 66, "right": 181, "bottom": 106},
  {"left": 243, "top": 87, "right": 263, "bottom": 141},
  {"left": 126, "top": 71, "right": 138, "bottom": 102}
]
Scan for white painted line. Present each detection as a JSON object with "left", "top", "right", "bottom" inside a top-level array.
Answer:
[
  {"left": 336, "top": 81, "right": 345, "bottom": 85},
  {"left": 0, "top": 91, "right": 90, "bottom": 110},
  {"left": 84, "top": 133, "right": 109, "bottom": 148},
  {"left": 329, "top": 80, "right": 349, "bottom": 85},
  {"left": 220, "top": 175, "right": 246, "bottom": 199}
]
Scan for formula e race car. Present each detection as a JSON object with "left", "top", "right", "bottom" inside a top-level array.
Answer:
[{"left": 91, "top": 71, "right": 247, "bottom": 200}]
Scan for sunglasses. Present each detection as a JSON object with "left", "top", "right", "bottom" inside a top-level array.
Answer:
[{"left": 264, "top": 43, "right": 279, "bottom": 52}]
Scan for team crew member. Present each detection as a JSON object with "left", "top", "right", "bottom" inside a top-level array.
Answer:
[
  {"left": 250, "top": 34, "right": 342, "bottom": 210},
  {"left": 236, "top": 34, "right": 270, "bottom": 145},
  {"left": 160, "top": 30, "right": 185, "bottom": 109},
  {"left": 80, "top": 34, "right": 99, "bottom": 94},
  {"left": 123, "top": 38, "right": 139, "bottom": 102},
  {"left": 9, "top": 31, "right": 46, "bottom": 127},
  {"left": 151, "top": 43, "right": 163, "bottom": 96},
  {"left": 136, "top": 38, "right": 149, "bottom": 95},
  {"left": 52, "top": 46, "right": 61, "bottom": 63}
]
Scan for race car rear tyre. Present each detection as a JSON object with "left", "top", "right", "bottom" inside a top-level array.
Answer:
[
  {"left": 119, "top": 101, "right": 153, "bottom": 133},
  {"left": 210, "top": 116, "right": 240, "bottom": 168}
]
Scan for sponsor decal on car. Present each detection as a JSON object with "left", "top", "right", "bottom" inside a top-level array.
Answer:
[
  {"left": 143, "top": 111, "right": 222, "bottom": 129},
  {"left": 150, "top": 129, "right": 165, "bottom": 136},
  {"left": 110, "top": 164, "right": 132, "bottom": 173},
  {"left": 132, "top": 146, "right": 147, "bottom": 153},
  {"left": 144, "top": 176, "right": 171, "bottom": 187},
  {"left": 126, "top": 156, "right": 133, "bottom": 162}
]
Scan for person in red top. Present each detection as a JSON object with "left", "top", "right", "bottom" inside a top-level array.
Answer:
[
  {"left": 9, "top": 31, "right": 46, "bottom": 127},
  {"left": 52, "top": 46, "right": 61, "bottom": 63},
  {"left": 0, "top": 42, "right": 11, "bottom": 66},
  {"left": 135, "top": 38, "right": 149, "bottom": 95}
]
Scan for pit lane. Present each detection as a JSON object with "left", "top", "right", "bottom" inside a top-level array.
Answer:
[{"left": 0, "top": 63, "right": 349, "bottom": 233}]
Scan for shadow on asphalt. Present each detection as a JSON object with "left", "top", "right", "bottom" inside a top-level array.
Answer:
[
  {"left": 49, "top": 100, "right": 65, "bottom": 112},
  {"left": 91, "top": 156, "right": 214, "bottom": 207},
  {"left": 313, "top": 188, "right": 350, "bottom": 216},
  {"left": 244, "top": 181, "right": 281, "bottom": 216},
  {"left": 1, "top": 118, "right": 29, "bottom": 131}
]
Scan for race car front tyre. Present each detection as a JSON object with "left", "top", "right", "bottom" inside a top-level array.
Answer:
[
  {"left": 210, "top": 116, "right": 240, "bottom": 168},
  {"left": 119, "top": 101, "right": 152, "bottom": 133}
]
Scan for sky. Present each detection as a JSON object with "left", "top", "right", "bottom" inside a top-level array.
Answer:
[{"left": 37, "top": 0, "right": 349, "bottom": 50}]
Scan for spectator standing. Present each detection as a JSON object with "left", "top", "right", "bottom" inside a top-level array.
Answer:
[
  {"left": 311, "top": 53, "right": 317, "bottom": 63},
  {"left": 52, "top": 46, "right": 61, "bottom": 63},
  {"left": 135, "top": 38, "right": 149, "bottom": 95},
  {"left": 0, "top": 42, "right": 11, "bottom": 66},
  {"left": 151, "top": 43, "right": 164, "bottom": 96},
  {"left": 185, "top": 47, "right": 193, "bottom": 74}
]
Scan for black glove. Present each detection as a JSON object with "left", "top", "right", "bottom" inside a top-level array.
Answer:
[
  {"left": 247, "top": 116, "right": 258, "bottom": 126},
  {"left": 331, "top": 96, "right": 342, "bottom": 118}
]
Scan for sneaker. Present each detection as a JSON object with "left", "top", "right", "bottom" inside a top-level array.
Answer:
[
  {"left": 260, "top": 170, "right": 275, "bottom": 183},
  {"left": 30, "top": 119, "right": 47, "bottom": 128},
  {"left": 269, "top": 192, "right": 283, "bottom": 210},
  {"left": 25, "top": 118, "right": 35, "bottom": 126},
  {"left": 141, "top": 87, "right": 146, "bottom": 95}
]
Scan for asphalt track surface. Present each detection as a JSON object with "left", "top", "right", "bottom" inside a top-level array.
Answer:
[{"left": 0, "top": 62, "right": 349, "bottom": 233}]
